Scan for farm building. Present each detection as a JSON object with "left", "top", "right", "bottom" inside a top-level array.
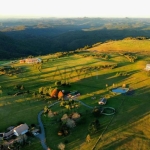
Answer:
[
  {"left": 13, "top": 123, "right": 29, "bottom": 136},
  {"left": 145, "top": 64, "right": 150, "bottom": 71},
  {"left": 0, "top": 124, "right": 29, "bottom": 140},
  {"left": 20, "top": 58, "right": 42, "bottom": 64},
  {"left": 20, "top": 59, "right": 26, "bottom": 63}
]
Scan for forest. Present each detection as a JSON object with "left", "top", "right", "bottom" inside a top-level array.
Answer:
[{"left": 1, "top": 17, "right": 150, "bottom": 59}]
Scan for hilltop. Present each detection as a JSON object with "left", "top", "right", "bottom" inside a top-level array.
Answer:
[{"left": 89, "top": 38, "right": 150, "bottom": 54}]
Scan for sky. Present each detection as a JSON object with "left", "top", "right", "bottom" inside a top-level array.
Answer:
[{"left": 0, "top": 0, "right": 150, "bottom": 18}]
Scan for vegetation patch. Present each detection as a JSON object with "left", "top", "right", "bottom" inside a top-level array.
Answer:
[{"left": 0, "top": 39, "right": 150, "bottom": 149}]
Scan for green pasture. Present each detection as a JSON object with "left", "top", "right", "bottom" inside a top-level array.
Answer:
[{"left": 0, "top": 46, "right": 150, "bottom": 150}]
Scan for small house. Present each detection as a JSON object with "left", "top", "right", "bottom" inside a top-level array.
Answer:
[
  {"left": 98, "top": 98, "right": 107, "bottom": 105},
  {"left": 13, "top": 123, "right": 29, "bottom": 136}
]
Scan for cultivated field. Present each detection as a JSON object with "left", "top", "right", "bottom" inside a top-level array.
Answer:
[{"left": 0, "top": 39, "right": 150, "bottom": 150}]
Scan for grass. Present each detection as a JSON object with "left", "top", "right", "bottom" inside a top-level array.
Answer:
[
  {"left": 0, "top": 39, "right": 150, "bottom": 149},
  {"left": 89, "top": 39, "right": 150, "bottom": 54}
]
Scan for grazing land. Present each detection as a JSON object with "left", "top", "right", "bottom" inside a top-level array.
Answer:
[{"left": 0, "top": 39, "right": 150, "bottom": 150}]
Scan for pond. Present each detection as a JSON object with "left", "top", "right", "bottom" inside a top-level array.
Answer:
[{"left": 112, "top": 87, "right": 129, "bottom": 94}]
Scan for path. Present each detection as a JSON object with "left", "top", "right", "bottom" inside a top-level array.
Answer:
[
  {"left": 36, "top": 100, "right": 115, "bottom": 150},
  {"left": 35, "top": 101, "right": 60, "bottom": 150},
  {"left": 35, "top": 100, "right": 93, "bottom": 150},
  {"left": 36, "top": 111, "right": 47, "bottom": 150}
]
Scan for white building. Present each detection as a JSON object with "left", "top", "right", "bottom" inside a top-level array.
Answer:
[
  {"left": 145, "top": 64, "right": 150, "bottom": 71},
  {"left": 20, "top": 58, "right": 42, "bottom": 64},
  {"left": 13, "top": 124, "right": 29, "bottom": 136}
]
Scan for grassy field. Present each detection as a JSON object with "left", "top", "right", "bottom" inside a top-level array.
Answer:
[
  {"left": 0, "top": 39, "right": 150, "bottom": 150},
  {"left": 90, "top": 39, "right": 150, "bottom": 54}
]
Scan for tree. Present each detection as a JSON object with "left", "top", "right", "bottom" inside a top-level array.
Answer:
[
  {"left": 55, "top": 81, "right": 61, "bottom": 86},
  {"left": 86, "top": 134, "right": 91, "bottom": 143},
  {"left": 48, "top": 87, "right": 53, "bottom": 96},
  {"left": 65, "top": 105, "right": 70, "bottom": 110},
  {"left": 39, "top": 87, "right": 43, "bottom": 94},
  {"left": 88, "top": 119, "right": 100, "bottom": 134},
  {"left": 92, "top": 107, "right": 101, "bottom": 117},
  {"left": 71, "top": 112, "right": 80, "bottom": 121},
  {"left": 58, "top": 91, "right": 64, "bottom": 100},
  {"left": 20, "top": 85, "right": 24, "bottom": 90},
  {"left": 58, "top": 142, "right": 65, "bottom": 150},
  {"left": 50, "top": 88, "right": 58, "bottom": 98},
  {"left": 61, "top": 114, "right": 68, "bottom": 122},
  {"left": 106, "top": 84, "right": 108, "bottom": 91},
  {"left": 60, "top": 101, "right": 66, "bottom": 107},
  {"left": 66, "top": 118, "right": 76, "bottom": 128},
  {"left": 32, "top": 92, "right": 37, "bottom": 98},
  {"left": 48, "top": 110, "right": 54, "bottom": 118},
  {"left": 44, "top": 106, "right": 49, "bottom": 113},
  {"left": 0, "top": 89, "right": 2, "bottom": 95},
  {"left": 43, "top": 87, "right": 48, "bottom": 95}
]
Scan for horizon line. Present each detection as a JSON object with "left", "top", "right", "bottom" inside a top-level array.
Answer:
[{"left": 0, "top": 16, "right": 150, "bottom": 20}]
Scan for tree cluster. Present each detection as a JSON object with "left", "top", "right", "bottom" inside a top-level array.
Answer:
[
  {"left": 121, "top": 53, "right": 138, "bottom": 62},
  {"left": 60, "top": 99, "right": 80, "bottom": 110},
  {"left": 81, "top": 53, "right": 109, "bottom": 60},
  {"left": 0, "top": 66, "right": 22, "bottom": 76},
  {"left": 116, "top": 71, "right": 129, "bottom": 77},
  {"left": 88, "top": 119, "right": 100, "bottom": 134}
]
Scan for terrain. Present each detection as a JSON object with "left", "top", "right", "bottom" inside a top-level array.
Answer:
[
  {"left": 1, "top": 18, "right": 150, "bottom": 59},
  {"left": 0, "top": 38, "right": 150, "bottom": 150}
]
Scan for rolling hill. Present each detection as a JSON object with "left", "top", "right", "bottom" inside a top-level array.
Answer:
[
  {"left": 1, "top": 17, "right": 150, "bottom": 59},
  {"left": 89, "top": 38, "right": 150, "bottom": 54}
]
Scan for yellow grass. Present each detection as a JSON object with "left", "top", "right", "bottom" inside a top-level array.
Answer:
[{"left": 90, "top": 39, "right": 150, "bottom": 53}]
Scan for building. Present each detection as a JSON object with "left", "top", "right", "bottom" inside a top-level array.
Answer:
[
  {"left": 3, "top": 130, "right": 14, "bottom": 140},
  {"left": 25, "top": 58, "right": 41, "bottom": 64},
  {"left": 13, "top": 124, "right": 29, "bottom": 136},
  {"left": 20, "top": 58, "right": 42, "bottom": 64},
  {"left": 145, "top": 64, "right": 150, "bottom": 71},
  {"left": 98, "top": 98, "right": 107, "bottom": 105},
  {"left": 19, "top": 59, "right": 25, "bottom": 63}
]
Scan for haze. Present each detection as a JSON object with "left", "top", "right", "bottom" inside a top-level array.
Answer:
[{"left": 0, "top": 0, "right": 150, "bottom": 18}]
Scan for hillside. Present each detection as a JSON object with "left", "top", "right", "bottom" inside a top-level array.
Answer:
[
  {"left": 0, "top": 46, "right": 150, "bottom": 149},
  {"left": 89, "top": 39, "right": 150, "bottom": 54},
  {"left": 1, "top": 18, "right": 150, "bottom": 59}
]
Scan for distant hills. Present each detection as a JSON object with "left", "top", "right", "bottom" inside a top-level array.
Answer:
[{"left": 1, "top": 18, "right": 150, "bottom": 59}]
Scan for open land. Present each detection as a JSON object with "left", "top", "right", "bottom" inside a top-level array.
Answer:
[{"left": 0, "top": 39, "right": 150, "bottom": 150}]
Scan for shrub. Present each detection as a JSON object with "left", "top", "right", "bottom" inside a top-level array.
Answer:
[{"left": 55, "top": 81, "right": 61, "bottom": 86}]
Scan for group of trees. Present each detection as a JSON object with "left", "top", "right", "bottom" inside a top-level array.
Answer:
[
  {"left": 58, "top": 112, "right": 81, "bottom": 136},
  {"left": 81, "top": 53, "right": 109, "bottom": 60},
  {"left": 38, "top": 87, "right": 62, "bottom": 98},
  {"left": 77, "top": 64, "right": 118, "bottom": 74},
  {"left": 60, "top": 100, "right": 79, "bottom": 110},
  {"left": 116, "top": 71, "right": 129, "bottom": 77},
  {"left": 0, "top": 66, "right": 22, "bottom": 76},
  {"left": 124, "top": 54, "right": 138, "bottom": 62},
  {"left": 119, "top": 53, "right": 138, "bottom": 62},
  {"left": 88, "top": 119, "right": 100, "bottom": 134}
]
